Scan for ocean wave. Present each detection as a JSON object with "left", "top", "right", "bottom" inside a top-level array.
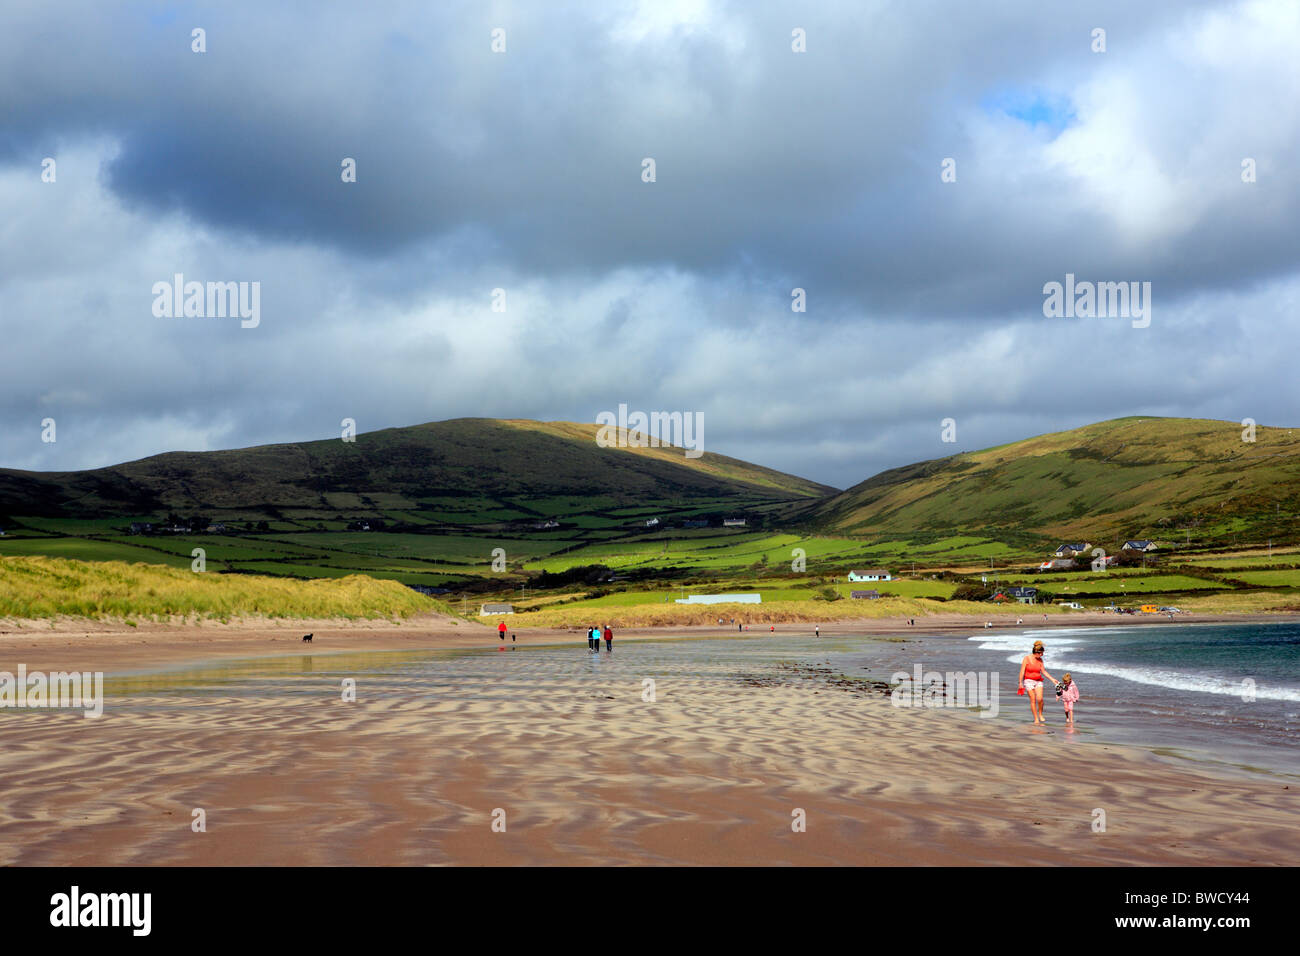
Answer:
[
  {"left": 971, "top": 633, "right": 1086, "bottom": 652},
  {"left": 997, "top": 654, "right": 1300, "bottom": 702}
]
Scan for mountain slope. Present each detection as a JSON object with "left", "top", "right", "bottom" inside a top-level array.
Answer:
[
  {"left": 0, "top": 418, "right": 836, "bottom": 517},
  {"left": 803, "top": 417, "right": 1300, "bottom": 545}
]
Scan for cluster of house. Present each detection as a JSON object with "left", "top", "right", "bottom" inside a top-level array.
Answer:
[
  {"left": 129, "top": 521, "right": 227, "bottom": 535},
  {"left": 1038, "top": 539, "right": 1157, "bottom": 571},
  {"left": 636, "top": 517, "right": 741, "bottom": 530}
]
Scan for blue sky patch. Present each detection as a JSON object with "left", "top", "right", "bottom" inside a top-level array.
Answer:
[{"left": 982, "top": 88, "right": 1077, "bottom": 136}]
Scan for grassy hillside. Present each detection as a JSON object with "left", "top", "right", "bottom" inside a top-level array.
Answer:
[
  {"left": 803, "top": 417, "right": 1300, "bottom": 548},
  {"left": 0, "top": 418, "right": 833, "bottom": 518},
  {"left": 0, "top": 556, "right": 449, "bottom": 621},
  {"left": 9, "top": 416, "right": 1300, "bottom": 623},
  {"left": 0, "top": 418, "right": 838, "bottom": 594}
]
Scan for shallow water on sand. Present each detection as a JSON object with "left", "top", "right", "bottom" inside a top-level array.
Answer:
[
  {"left": 830, "top": 623, "right": 1299, "bottom": 779},
  {"left": 0, "top": 633, "right": 1294, "bottom": 865}
]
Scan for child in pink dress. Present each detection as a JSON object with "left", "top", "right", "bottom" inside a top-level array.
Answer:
[{"left": 1059, "top": 673, "right": 1080, "bottom": 727}]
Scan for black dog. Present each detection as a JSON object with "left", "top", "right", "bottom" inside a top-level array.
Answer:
[{"left": 302, "top": 633, "right": 313, "bottom": 643}]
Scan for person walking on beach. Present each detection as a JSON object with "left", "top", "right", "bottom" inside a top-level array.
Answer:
[
  {"left": 603, "top": 624, "right": 613, "bottom": 652},
  {"left": 587, "top": 626, "right": 597, "bottom": 652},
  {"left": 1018, "top": 639, "right": 1060, "bottom": 725},
  {"left": 1057, "top": 673, "right": 1079, "bottom": 728},
  {"left": 498, "top": 620, "right": 507, "bottom": 641},
  {"left": 815, "top": 624, "right": 820, "bottom": 638}
]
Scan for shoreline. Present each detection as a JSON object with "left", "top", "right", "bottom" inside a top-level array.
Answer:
[{"left": 2, "top": 610, "right": 1296, "bottom": 675}]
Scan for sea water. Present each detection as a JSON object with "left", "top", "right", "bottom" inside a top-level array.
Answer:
[{"left": 837, "top": 621, "right": 1298, "bottom": 778}]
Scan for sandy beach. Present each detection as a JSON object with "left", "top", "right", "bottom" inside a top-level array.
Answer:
[
  {"left": 0, "top": 611, "right": 1295, "bottom": 866},
  {"left": 2, "top": 609, "right": 1289, "bottom": 675}
]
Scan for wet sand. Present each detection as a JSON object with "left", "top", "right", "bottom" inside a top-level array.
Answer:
[
  {"left": 0, "top": 627, "right": 1295, "bottom": 866},
  {"left": 2, "top": 610, "right": 1288, "bottom": 675}
]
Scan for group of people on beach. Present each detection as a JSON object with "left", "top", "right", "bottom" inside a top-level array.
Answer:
[
  {"left": 586, "top": 625, "right": 612, "bottom": 652},
  {"left": 1018, "top": 639, "right": 1079, "bottom": 726}
]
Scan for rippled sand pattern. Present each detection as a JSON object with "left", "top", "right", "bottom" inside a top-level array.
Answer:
[{"left": 0, "top": 639, "right": 1294, "bottom": 865}]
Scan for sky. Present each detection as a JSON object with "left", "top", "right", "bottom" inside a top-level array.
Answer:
[{"left": 2, "top": 0, "right": 1298, "bottom": 490}]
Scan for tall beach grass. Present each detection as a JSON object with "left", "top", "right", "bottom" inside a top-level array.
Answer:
[
  {"left": 0, "top": 555, "right": 449, "bottom": 622},
  {"left": 493, "top": 597, "right": 1066, "bottom": 629}
]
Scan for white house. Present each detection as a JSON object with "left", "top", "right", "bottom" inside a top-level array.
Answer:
[
  {"left": 847, "top": 569, "right": 891, "bottom": 582},
  {"left": 480, "top": 603, "right": 514, "bottom": 615},
  {"left": 723, "top": 518, "right": 747, "bottom": 527},
  {"left": 1122, "top": 539, "right": 1158, "bottom": 552},
  {"left": 1054, "top": 542, "right": 1091, "bottom": 558},
  {"left": 674, "top": 593, "right": 761, "bottom": 605},
  {"left": 645, "top": 517, "right": 660, "bottom": 527},
  {"left": 1039, "top": 559, "right": 1074, "bottom": 571}
]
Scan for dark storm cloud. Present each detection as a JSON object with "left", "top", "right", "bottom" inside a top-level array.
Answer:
[
  {"left": 2, "top": 0, "right": 1299, "bottom": 488},
  {"left": 5, "top": 0, "right": 1287, "bottom": 320}
]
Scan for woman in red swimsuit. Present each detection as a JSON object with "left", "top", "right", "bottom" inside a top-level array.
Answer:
[{"left": 1018, "top": 640, "right": 1059, "bottom": 725}]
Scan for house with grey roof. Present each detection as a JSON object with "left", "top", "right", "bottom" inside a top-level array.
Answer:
[{"left": 1121, "top": 540, "right": 1158, "bottom": 552}]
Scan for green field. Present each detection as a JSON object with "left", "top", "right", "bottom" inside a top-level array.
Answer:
[
  {"left": 1181, "top": 553, "right": 1300, "bottom": 569},
  {"left": 0, "top": 536, "right": 192, "bottom": 566},
  {"left": 524, "top": 532, "right": 1012, "bottom": 574},
  {"left": 995, "top": 573, "right": 1230, "bottom": 596},
  {"left": 1228, "top": 569, "right": 1300, "bottom": 587}
]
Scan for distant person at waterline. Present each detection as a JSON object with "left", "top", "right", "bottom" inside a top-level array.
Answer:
[
  {"left": 1018, "top": 640, "right": 1060, "bottom": 726},
  {"left": 603, "top": 624, "right": 613, "bottom": 653}
]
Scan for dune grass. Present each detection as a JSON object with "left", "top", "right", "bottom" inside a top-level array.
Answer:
[
  {"left": 1166, "top": 590, "right": 1300, "bottom": 614},
  {"left": 492, "top": 597, "right": 1066, "bottom": 629},
  {"left": 0, "top": 555, "right": 449, "bottom": 622}
]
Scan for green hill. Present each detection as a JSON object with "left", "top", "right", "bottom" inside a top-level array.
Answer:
[
  {"left": 802, "top": 417, "right": 1300, "bottom": 548},
  {"left": 0, "top": 417, "right": 835, "bottom": 519}
]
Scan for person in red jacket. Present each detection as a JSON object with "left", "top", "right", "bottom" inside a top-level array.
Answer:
[
  {"left": 497, "top": 620, "right": 507, "bottom": 641},
  {"left": 603, "top": 625, "right": 613, "bottom": 653}
]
